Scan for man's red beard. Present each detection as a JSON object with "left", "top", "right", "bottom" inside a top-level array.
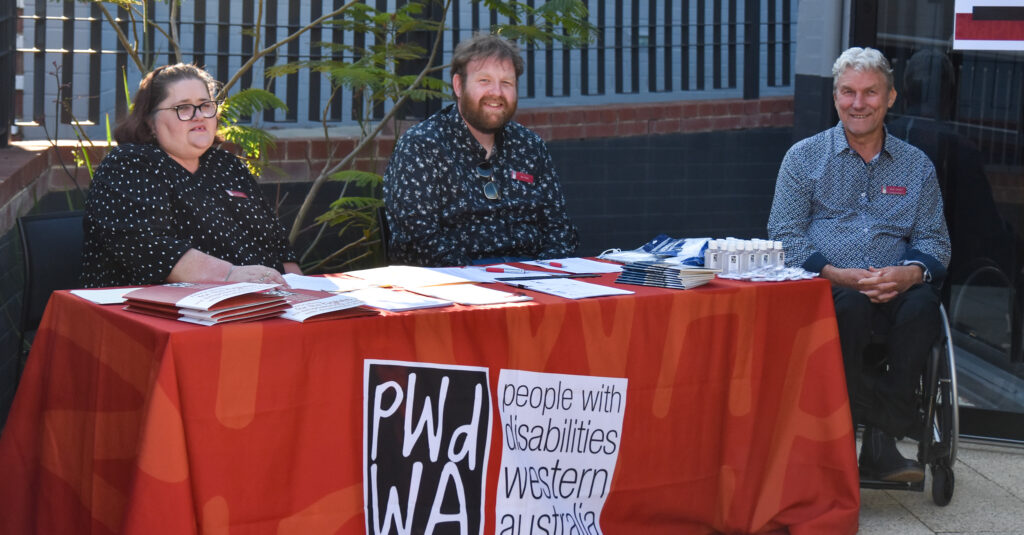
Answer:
[{"left": 459, "top": 93, "right": 517, "bottom": 134}]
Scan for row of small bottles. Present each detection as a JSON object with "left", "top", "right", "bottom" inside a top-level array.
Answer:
[{"left": 704, "top": 238, "right": 785, "bottom": 274}]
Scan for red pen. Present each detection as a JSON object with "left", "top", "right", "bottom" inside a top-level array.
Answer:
[
  {"left": 547, "top": 261, "right": 564, "bottom": 268},
  {"left": 485, "top": 267, "right": 526, "bottom": 273}
]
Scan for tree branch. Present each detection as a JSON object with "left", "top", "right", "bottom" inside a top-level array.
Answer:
[
  {"left": 94, "top": 2, "right": 145, "bottom": 73},
  {"left": 287, "top": 0, "right": 452, "bottom": 243},
  {"left": 219, "top": 0, "right": 361, "bottom": 97},
  {"left": 169, "top": 0, "right": 182, "bottom": 64},
  {"left": 128, "top": 4, "right": 177, "bottom": 55}
]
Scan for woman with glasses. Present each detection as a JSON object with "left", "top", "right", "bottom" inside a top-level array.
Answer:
[{"left": 81, "top": 64, "right": 300, "bottom": 287}]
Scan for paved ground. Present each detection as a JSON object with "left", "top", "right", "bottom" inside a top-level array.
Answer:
[{"left": 858, "top": 438, "right": 1024, "bottom": 534}]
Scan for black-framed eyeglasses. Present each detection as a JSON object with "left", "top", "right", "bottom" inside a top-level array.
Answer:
[
  {"left": 155, "top": 100, "right": 221, "bottom": 121},
  {"left": 477, "top": 162, "right": 500, "bottom": 200}
]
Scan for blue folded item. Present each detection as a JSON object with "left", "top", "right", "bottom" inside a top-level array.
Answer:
[{"left": 638, "top": 235, "right": 709, "bottom": 266}]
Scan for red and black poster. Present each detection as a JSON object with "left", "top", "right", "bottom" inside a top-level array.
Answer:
[{"left": 954, "top": 1, "right": 1024, "bottom": 50}]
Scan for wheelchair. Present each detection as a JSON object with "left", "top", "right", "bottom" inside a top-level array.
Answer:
[{"left": 858, "top": 304, "right": 959, "bottom": 506}]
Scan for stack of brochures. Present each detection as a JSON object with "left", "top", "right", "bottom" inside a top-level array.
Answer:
[
  {"left": 123, "top": 282, "right": 289, "bottom": 325},
  {"left": 615, "top": 262, "right": 718, "bottom": 290},
  {"left": 124, "top": 282, "right": 381, "bottom": 325}
]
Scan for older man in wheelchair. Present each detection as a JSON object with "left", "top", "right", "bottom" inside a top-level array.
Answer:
[{"left": 768, "top": 46, "right": 951, "bottom": 484}]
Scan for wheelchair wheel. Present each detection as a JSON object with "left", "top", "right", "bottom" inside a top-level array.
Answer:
[
  {"left": 935, "top": 305, "right": 959, "bottom": 468},
  {"left": 931, "top": 463, "right": 955, "bottom": 506}
]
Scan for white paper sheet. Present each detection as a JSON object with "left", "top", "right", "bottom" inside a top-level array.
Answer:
[
  {"left": 346, "top": 287, "right": 453, "bottom": 311},
  {"left": 429, "top": 265, "right": 560, "bottom": 283},
  {"left": 70, "top": 288, "right": 143, "bottom": 305},
  {"left": 521, "top": 257, "right": 623, "bottom": 274},
  {"left": 345, "top": 265, "right": 472, "bottom": 288},
  {"left": 409, "top": 284, "right": 533, "bottom": 305},
  {"left": 502, "top": 278, "right": 633, "bottom": 299},
  {"left": 283, "top": 273, "right": 371, "bottom": 292}
]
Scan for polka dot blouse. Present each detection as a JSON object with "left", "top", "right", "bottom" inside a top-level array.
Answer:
[{"left": 81, "top": 144, "right": 297, "bottom": 287}]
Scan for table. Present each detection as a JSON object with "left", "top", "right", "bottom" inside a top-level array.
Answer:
[{"left": 0, "top": 276, "right": 859, "bottom": 534}]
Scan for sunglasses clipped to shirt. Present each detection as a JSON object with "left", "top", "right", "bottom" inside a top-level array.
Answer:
[
  {"left": 477, "top": 162, "right": 501, "bottom": 200},
  {"left": 156, "top": 100, "right": 222, "bottom": 121}
]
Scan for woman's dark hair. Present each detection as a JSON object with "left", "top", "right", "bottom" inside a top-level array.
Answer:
[{"left": 113, "top": 63, "right": 222, "bottom": 145}]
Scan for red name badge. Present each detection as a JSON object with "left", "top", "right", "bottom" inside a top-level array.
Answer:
[
  {"left": 226, "top": 189, "right": 249, "bottom": 198},
  {"left": 512, "top": 171, "right": 534, "bottom": 184},
  {"left": 881, "top": 185, "right": 906, "bottom": 195}
]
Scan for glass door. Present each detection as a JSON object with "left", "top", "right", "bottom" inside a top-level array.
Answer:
[{"left": 876, "top": 0, "right": 1024, "bottom": 442}]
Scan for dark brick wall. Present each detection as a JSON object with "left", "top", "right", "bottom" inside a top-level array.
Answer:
[
  {"left": 0, "top": 225, "right": 24, "bottom": 431},
  {"left": 552, "top": 127, "right": 793, "bottom": 256}
]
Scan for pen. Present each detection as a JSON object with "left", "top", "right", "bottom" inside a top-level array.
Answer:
[
  {"left": 485, "top": 266, "right": 527, "bottom": 273},
  {"left": 546, "top": 261, "right": 564, "bottom": 268},
  {"left": 495, "top": 273, "right": 601, "bottom": 281}
]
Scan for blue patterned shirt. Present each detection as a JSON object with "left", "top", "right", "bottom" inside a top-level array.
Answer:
[
  {"left": 383, "top": 104, "right": 578, "bottom": 266},
  {"left": 767, "top": 122, "right": 951, "bottom": 281}
]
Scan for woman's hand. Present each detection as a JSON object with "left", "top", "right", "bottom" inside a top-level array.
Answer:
[
  {"left": 168, "top": 248, "right": 286, "bottom": 285},
  {"left": 225, "top": 265, "right": 286, "bottom": 285}
]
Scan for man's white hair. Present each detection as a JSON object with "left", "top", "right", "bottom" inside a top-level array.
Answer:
[{"left": 832, "top": 47, "right": 894, "bottom": 93}]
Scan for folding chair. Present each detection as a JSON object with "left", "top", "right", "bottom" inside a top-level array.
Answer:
[{"left": 16, "top": 210, "right": 86, "bottom": 379}]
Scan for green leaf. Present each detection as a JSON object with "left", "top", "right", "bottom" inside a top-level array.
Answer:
[
  {"left": 218, "top": 88, "right": 288, "bottom": 123},
  {"left": 327, "top": 196, "right": 384, "bottom": 210},
  {"left": 218, "top": 124, "right": 278, "bottom": 176},
  {"left": 326, "top": 63, "right": 390, "bottom": 92},
  {"left": 328, "top": 170, "right": 383, "bottom": 188},
  {"left": 121, "top": 66, "right": 132, "bottom": 112}
]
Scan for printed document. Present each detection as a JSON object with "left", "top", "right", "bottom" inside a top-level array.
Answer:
[{"left": 503, "top": 278, "right": 633, "bottom": 299}]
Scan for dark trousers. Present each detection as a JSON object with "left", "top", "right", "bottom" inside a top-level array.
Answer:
[{"left": 832, "top": 284, "right": 941, "bottom": 438}]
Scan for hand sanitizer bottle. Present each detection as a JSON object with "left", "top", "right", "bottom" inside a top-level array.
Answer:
[
  {"left": 725, "top": 241, "right": 740, "bottom": 275},
  {"left": 704, "top": 239, "right": 721, "bottom": 270},
  {"left": 757, "top": 239, "right": 771, "bottom": 267},
  {"left": 771, "top": 241, "right": 785, "bottom": 268}
]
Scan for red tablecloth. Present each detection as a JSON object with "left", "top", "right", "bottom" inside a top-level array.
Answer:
[{"left": 0, "top": 276, "right": 858, "bottom": 534}]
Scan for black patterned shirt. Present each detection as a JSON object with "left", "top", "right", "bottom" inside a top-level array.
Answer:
[
  {"left": 767, "top": 122, "right": 951, "bottom": 281},
  {"left": 382, "top": 104, "right": 579, "bottom": 266},
  {"left": 81, "top": 144, "right": 297, "bottom": 287}
]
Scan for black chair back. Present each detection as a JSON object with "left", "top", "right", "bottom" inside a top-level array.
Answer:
[
  {"left": 377, "top": 205, "right": 391, "bottom": 265},
  {"left": 17, "top": 211, "right": 85, "bottom": 363}
]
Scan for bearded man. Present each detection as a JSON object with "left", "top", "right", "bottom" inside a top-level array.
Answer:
[{"left": 383, "top": 34, "right": 578, "bottom": 267}]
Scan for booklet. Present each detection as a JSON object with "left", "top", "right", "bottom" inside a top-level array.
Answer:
[
  {"left": 123, "top": 282, "right": 282, "bottom": 311},
  {"left": 266, "top": 288, "right": 379, "bottom": 322},
  {"left": 125, "top": 300, "right": 289, "bottom": 325},
  {"left": 122, "top": 282, "right": 288, "bottom": 325},
  {"left": 615, "top": 262, "right": 718, "bottom": 289}
]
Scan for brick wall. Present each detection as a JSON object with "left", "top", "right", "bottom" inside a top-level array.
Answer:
[
  {"left": 250, "top": 97, "right": 795, "bottom": 184},
  {"left": 517, "top": 97, "right": 794, "bottom": 141}
]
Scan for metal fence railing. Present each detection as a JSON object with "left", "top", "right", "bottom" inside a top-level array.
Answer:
[{"left": 14, "top": 0, "right": 797, "bottom": 141}]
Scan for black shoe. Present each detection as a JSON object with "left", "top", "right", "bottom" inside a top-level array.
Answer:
[{"left": 859, "top": 427, "right": 925, "bottom": 483}]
